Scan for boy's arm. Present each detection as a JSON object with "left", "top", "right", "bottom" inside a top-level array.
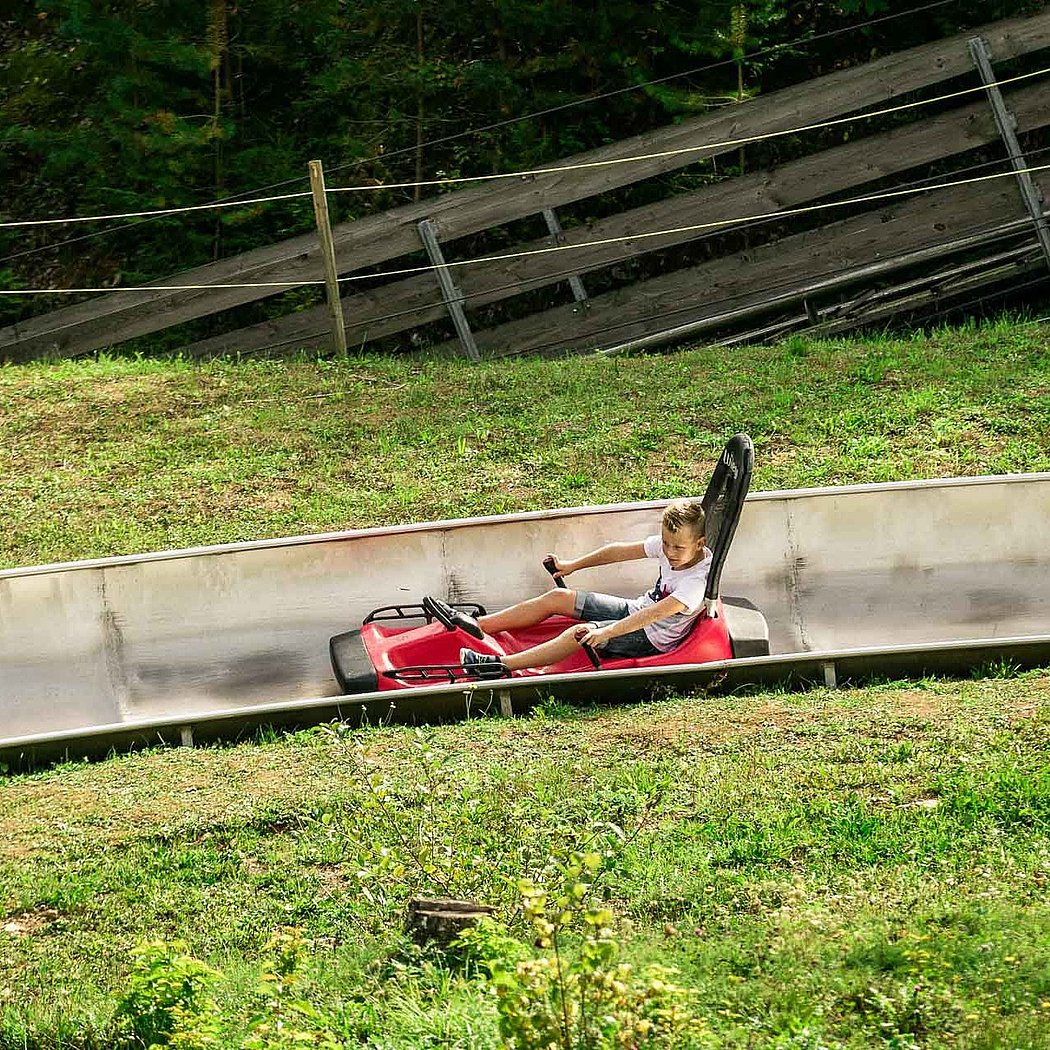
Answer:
[
  {"left": 578, "top": 594, "right": 687, "bottom": 649},
  {"left": 551, "top": 540, "right": 647, "bottom": 578}
]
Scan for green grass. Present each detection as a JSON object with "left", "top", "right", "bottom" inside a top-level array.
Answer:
[
  {"left": 1, "top": 678, "right": 1048, "bottom": 1048},
  {"left": 1, "top": 319, "right": 1049, "bottom": 1047},
  {"left": 0, "top": 318, "right": 1047, "bottom": 568}
]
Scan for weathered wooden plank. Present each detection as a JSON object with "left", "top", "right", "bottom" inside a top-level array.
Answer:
[
  {"left": 2, "top": 10, "right": 1047, "bottom": 362},
  {"left": 182, "top": 275, "right": 447, "bottom": 359},
  {"left": 814, "top": 251, "right": 1045, "bottom": 337},
  {"left": 449, "top": 80, "right": 1049, "bottom": 297},
  {"left": 183, "top": 77, "right": 1050, "bottom": 358},
  {"left": 596, "top": 222, "right": 1037, "bottom": 356},
  {"left": 429, "top": 179, "right": 1024, "bottom": 356}
]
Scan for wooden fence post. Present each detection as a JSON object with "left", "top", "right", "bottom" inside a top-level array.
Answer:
[{"left": 308, "top": 160, "right": 349, "bottom": 356}]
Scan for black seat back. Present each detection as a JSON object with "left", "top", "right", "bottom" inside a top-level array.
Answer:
[{"left": 700, "top": 433, "right": 754, "bottom": 608}]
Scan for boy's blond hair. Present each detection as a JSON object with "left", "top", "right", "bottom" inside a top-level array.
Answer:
[{"left": 662, "top": 498, "right": 705, "bottom": 538}]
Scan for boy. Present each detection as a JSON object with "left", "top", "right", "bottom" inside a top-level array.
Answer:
[{"left": 434, "top": 498, "right": 711, "bottom": 677}]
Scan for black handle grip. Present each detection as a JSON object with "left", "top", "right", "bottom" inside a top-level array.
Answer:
[
  {"left": 547, "top": 558, "right": 599, "bottom": 669},
  {"left": 582, "top": 643, "right": 601, "bottom": 670},
  {"left": 543, "top": 555, "right": 567, "bottom": 588},
  {"left": 573, "top": 627, "right": 602, "bottom": 670}
]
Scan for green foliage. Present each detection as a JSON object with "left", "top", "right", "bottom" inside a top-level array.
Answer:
[
  {"left": 2, "top": 674, "right": 1050, "bottom": 1047},
  {"left": 240, "top": 931, "right": 344, "bottom": 1050},
  {"left": 320, "top": 725, "right": 669, "bottom": 924},
  {"left": 459, "top": 855, "right": 707, "bottom": 1049},
  {"left": 112, "top": 941, "right": 223, "bottom": 1048},
  {"left": 111, "top": 932, "right": 345, "bottom": 1050}
]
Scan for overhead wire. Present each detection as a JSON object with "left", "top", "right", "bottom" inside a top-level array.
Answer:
[
  {"left": 504, "top": 226, "right": 1047, "bottom": 358},
  {"left": 159, "top": 188, "right": 1045, "bottom": 359},
  {"left": 0, "top": 0, "right": 968, "bottom": 260},
  {"left": 2, "top": 60, "right": 1047, "bottom": 233},
  {"left": 5, "top": 157, "right": 1049, "bottom": 297},
  {"left": 21, "top": 197, "right": 1037, "bottom": 357},
  {"left": 325, "top": 65, "right": 1050, "bottom": 196},
  {"left": 321, "top": 0, "right": 966, "bottom": 177},
  {"left": 203, "top": 144, "right": 1050, "bottom": 356},
  {"left": 242, "top": 220, "right": 1042, "bottom": 360}
]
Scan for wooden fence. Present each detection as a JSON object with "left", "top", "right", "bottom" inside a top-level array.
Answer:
[{"left": 2, "top": 9, "right": 1049, "bottom": 363}]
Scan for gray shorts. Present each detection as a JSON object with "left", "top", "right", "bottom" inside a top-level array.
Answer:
[{"left": 572, "top": 590, "right": 661, "bottom": 659}]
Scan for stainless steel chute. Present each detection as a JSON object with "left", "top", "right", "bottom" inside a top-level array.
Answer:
[{"left": 2, "top": 473, "right": 1048, "bottom": 763}]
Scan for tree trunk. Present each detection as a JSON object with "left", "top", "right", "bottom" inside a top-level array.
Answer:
[{"left": 414, "top": 5, "right": 425, "bottom": 203}]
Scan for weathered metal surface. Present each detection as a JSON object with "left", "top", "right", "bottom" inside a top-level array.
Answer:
[{"left": 2, "top": 473, "right": 1048, "bottom": 761}]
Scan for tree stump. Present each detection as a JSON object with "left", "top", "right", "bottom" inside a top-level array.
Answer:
[{"left": 404, "top": 897, "right": 494, "bottom": 947}]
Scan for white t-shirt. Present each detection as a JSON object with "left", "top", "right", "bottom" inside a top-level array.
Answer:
[{"left": 625, "top": 534, "right": 713, "bottom": 652}]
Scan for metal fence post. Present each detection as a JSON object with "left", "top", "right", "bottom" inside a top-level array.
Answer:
[
  {"left": 541, "top": 207, "right": 589, "bottom": 303},
  {"left": 968, "top": 36, "right": 1050, "bottom": 271},
  {"left": 417, "top": 218, "right": 480, "bottom": 361}
]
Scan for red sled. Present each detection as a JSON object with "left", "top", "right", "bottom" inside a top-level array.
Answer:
[{"left": 330, "top": 434, "right": 768, "bottom": 695}]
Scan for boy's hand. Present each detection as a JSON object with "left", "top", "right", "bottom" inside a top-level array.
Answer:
[
  {"left": 577, "top": 624, "right": 614, "bottom": 650},
  {"left": 546, "top": 553, "right": 572, "bottom": 580}
]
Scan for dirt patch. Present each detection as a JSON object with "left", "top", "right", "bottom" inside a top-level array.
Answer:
[
  {"left": 1, "top": 907, "right": 59, "bottom": 938},
  {"left": 311, "top": 863, "right": 351, "bottom": 896}
]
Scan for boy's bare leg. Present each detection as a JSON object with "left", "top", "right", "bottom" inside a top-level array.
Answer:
[
  {"left": 501, "top": 624, "right": 587, "bottom": 672},
  {"left": 478, "top": 588, "right": 577, "bottom": 634}
]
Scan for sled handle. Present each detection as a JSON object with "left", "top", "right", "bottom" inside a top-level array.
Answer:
[
  {"left": 573, "top": 627, "right": 602, "bottom": 670},
  {"left": 543, "top": 555, "right": 566, "bottom": 588},
  {"left": 544, "top": 557, "right": 600, "bottom": 669}
]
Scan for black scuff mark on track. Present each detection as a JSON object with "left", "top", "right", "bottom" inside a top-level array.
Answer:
[
  {"left": 99, "top": 569, "right": 132, "bottom": 717},
  {"left": 134, "top": 650, "right": 311, "bottom": 701},
  {"left": 441, "top": 528, "right": 467, "bottom": 605},
  {"left": 963, "top": 588, "right": 1033, "bottom": 625},
  {"left": 784, "top": 505, "right": 814, "bottom": 652}
]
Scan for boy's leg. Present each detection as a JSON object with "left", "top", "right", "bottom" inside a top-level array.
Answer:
[
  {"left": 495, "top": 594, "right": 634, "bottom": 671},
  {"left": 500, "top": 623, "right": 589, "bottom": 671},
  {"left": 478, "top": 588, "right": 576, "bottom": 634}
]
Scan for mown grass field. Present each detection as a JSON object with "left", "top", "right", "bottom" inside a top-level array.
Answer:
[
  {"left": 1, "top": 321, "right": 1047, "bottom": 568},
  {"left": 1, "top": 321, "right": 1049, "bottom": 1049}
]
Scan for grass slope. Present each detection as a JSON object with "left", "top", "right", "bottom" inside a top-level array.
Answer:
[
  {"left": 1, "top": 321, "right": 1048, "bottom": 1048},
  {"left": 1, "top": 680, "right": 1049, "bottom": 1048},
  {"left": 0, "top": 320, "right": 1047, "bottom": 569}
]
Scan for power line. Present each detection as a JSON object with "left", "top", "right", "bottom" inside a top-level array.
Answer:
[
  {"left": 4, "top": 159, "right": 1049, "bottom": 297},
  {"left": 3, "top": 57, "right": 1045, "bottom": 233}
]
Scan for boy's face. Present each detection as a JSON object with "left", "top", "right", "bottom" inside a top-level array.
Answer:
[{"left": 661, "top": 524, "right": 706, "bottom": 570}]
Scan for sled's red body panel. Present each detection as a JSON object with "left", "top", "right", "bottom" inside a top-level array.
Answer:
[{"left": 362, "top": 602, "right": 733, "bottom": 690}]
